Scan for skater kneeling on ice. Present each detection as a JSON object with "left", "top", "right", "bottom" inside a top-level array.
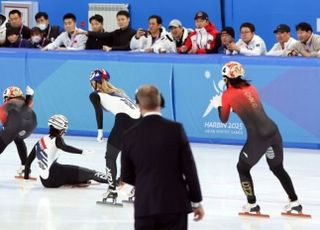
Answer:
[{"left": 24, "top": 114, "right": 108, "bottom": 187}]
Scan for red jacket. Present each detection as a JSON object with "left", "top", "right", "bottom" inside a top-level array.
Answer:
[{"left": 180, "top": 22, "right": 219, "bottom": 54}]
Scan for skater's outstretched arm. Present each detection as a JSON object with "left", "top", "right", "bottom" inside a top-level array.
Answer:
[
  {"left": 24, "top": 145, "right": 36, "bottom": 179},
  {"left": 55, "top": 136, "right": 83, "bottom": 154}
]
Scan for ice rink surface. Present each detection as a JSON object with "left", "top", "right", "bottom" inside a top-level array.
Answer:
[{"left": 0, "top": 135, "right": 319, "bottom": 230}]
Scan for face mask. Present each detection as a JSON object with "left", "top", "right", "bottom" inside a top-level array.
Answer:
[
  {"left": 37, "top": 23, "right": 47, "bottom": 30},
  {"left": 31, "top": 35, "right": 42, "bottom": 43}
]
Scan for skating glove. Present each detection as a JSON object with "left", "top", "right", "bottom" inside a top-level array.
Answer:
[
  {"left": 26, "top": 85, "right": 34, "bottom": 96},
  {"left": 82, "top": 149, "right": 95, "bottom": 154},
  {"left": 97, "top": 129, "right": 104, "bottom": 142},
  {"left": 210, "top": 94, "right": 222, "bottom": 109}
]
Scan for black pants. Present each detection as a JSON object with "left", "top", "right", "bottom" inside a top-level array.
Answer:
[
  {"left": 135, "top": 213, "right": 188, "bottom": 230},
  {"left": 105, "top": 113, "right": 138, "bottom": 189},
  {"left": 0, "top": 108, "right": 37, "bottom": 165},
  {"left": 237, "top": 130, "right": 297, "bottom": 204},
  {"left": 40, "top": 162, "right": 108, "bottom": 188}
]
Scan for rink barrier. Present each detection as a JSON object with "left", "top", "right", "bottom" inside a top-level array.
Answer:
[{"left": 1, "top": 49, "right": 320, "bottom": 149}]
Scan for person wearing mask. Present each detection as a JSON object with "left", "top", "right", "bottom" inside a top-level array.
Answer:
[
  {"left": 42, "top": 13, "right": 87, "bottom": 51},
  {"left": 30, "top": 26, "right": 49, "bottom": 48},
  {"left": 35, "top": 12, "right": 61, "bottom": 43}
]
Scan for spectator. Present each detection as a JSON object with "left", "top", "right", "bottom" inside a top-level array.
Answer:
[
  {"left": 42, "top": 13, "right": 87, "bottom": 51},
  {"left": 30, "top": 26, "right": 49, "bottom": 48},
  {"left": 218, "top": 27, "right": 235, "bottom": 55},
  {"left": 35, "top": 12, "right": 61, "bottom": 43},
  {"left": 267, "top": 24, "right": 297, "bottom": 56},
  {"left": 228, "top": 22, "right": 266, "bottom": 56},
  {"left": 0, "top": 14, "right": 7, "bottom": 45},
  {"left": 7, "top": 9, "right": 31, "bottom": 39},
  {"left": 121, "top": 85, "right": 204, "bottom": 230},
  {"left": 180, "top": 11, "right": 220, "bottom": 54},
  {"left": 5, "top": 27, "right": 32, "bottom": 48},
  {"left": 86, "top": 14, "right": 107, "bottom": 49},
  {"left": 130, "top": 15, "right": 167, "bottom": 52},
  {"left": 288, "top": 22, "right": 320, "bottom": 57},
  {"left": 153, "top": 19, "right": 193, "bottom": 53}
]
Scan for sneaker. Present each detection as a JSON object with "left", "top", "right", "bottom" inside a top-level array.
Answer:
[{"left": 284, "top": 200, "right": 302, "bottom": 213}]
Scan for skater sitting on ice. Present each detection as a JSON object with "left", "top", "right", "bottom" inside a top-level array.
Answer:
[
  {"left": 24, "top": 114, "right": 108, "bottom": 187},
  {"left": 210, "top": 61, "right": 308, "bottom": 217}
]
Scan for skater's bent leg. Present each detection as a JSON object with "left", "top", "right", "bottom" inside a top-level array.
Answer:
[
  {"left": 237, "top": 160, "right": 256, "bottom": 204},
  {"left": 105, "top": 142, "right": 120, "bottom": 189},
  {"left": 78, "top": 166, "right": 108, "bottom": 184},
  {"left": 14, "top": 139, "right": 27, "bottom": 165}
]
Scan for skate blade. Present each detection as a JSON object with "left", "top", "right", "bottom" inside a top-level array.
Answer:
[
  {"left": 64, "top": 182, "right": 101, "bottom": 188},
  {"left": 239, "top": 212, "right": 270, "bottom": 218},
  {"left": 281, "top": 212, "right": 312, "bottom": 218},
  {"left": 15, "top": 175, "right": 37, "bottom": 181},
  {"left": 96, "top": 201, "right": 123, "bottom": 207}
]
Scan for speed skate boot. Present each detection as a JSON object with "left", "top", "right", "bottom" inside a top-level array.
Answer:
[
  {"left": 123, "top": 187, "right": 135, "bottom": 203},
  {"left": 282, "top": 200, "right": 311, "bottom": 218},
  {"left": 239, "top": 203, "right": 270, "bottom": 218},
  {"left": 96, "top": 187, "right": 123, "bottom": 207}
]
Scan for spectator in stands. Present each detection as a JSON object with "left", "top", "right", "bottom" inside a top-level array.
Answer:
[
  {"left": 228, "top": 22, "right": 266, "bottom": 56},
  {"left": 82, "top": 11, "right": 136, "bottom": 51},
  {"left": 42, "top": 13, "right": 87, "bottom": 51},
  {"left": 152, "top": 19, "right": 192, "bottom": 53},
  {"left": 288, "top": 22, "right": 320, "bottom": 57},
  {"left": 0, "top": 14, "right": 7, "bottom": 45},
  {"left": 130, "top": 15, "right": 167, "bottom": 52},
  {"left": 35, "top": 12, "right": 61, "bottom": 43},
  {"left": 179, "top": 11, "right": 220, "bottom": 54},
  {"left": 102, "top": 10, "right": 136, "bottom": 51},
  {"left": 267, "top": 24, "right": 297, "bottom": 56},
  {"left": 4, "top": 27, "right": 32, "bottom": 48},
  {"left": 85, "top": 14, "right": 107, "bottom": 49},
  {"left": 7, "top": 9, "right": 31, "bottom": 39},
  {"left": 218, "top": 27, "right": 235, "bottom": 55},
  {"left": 30, "top": 26, "right": 49, "bottom": 49}
]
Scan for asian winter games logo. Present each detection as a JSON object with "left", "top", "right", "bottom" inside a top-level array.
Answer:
[{"left": 202, "top": 70, "right": 243, "bottom": 135}]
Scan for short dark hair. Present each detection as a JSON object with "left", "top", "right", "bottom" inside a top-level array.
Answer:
[
  {"left": 148, "top": 15, "right": 162, "bottom": 25},
  {"left": 35, "top": 12, "right": 48, "bottom": 21},
  {"left": 9, "top": 9, "right": 21, "bottom": 17},
  {"left": 89, "top": 14, "right": 103, "bottom": 24},
  {"left": 295, "top": 22, "right": 313, "bottom": 32},
  {"left": 31, "top": 26, "right": 43, "bottom": 35},
  {"left": 117, "top": 10, "right": 130, "bottom": 18},
  {"left": 240, "top": 22, "right": 255, "bottom": 32},
  {"left": 6, "top": 27, "right": 20, "bottom": 36},
  {"left": 63, "top": 13, "right": 76, "bottom": 22}
]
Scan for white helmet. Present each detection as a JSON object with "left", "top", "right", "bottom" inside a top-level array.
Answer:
[
  {"left": 221, "top": 61, "right": 245, "bottom": 79},
  {"left": 48, "top": 114, "right": 68, "bottom": 130},
  {"left": 3, "top": 86, "right": 23, "bottom": 101}
]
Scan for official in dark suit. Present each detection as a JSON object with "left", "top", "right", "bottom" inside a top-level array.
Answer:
[{"left": 121, "top": 85, "right": 204, "bottom": 230}]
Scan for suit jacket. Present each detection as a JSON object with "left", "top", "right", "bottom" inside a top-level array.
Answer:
[{"left": 121, "top": 115, "right": 202, "bottom": 217}]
